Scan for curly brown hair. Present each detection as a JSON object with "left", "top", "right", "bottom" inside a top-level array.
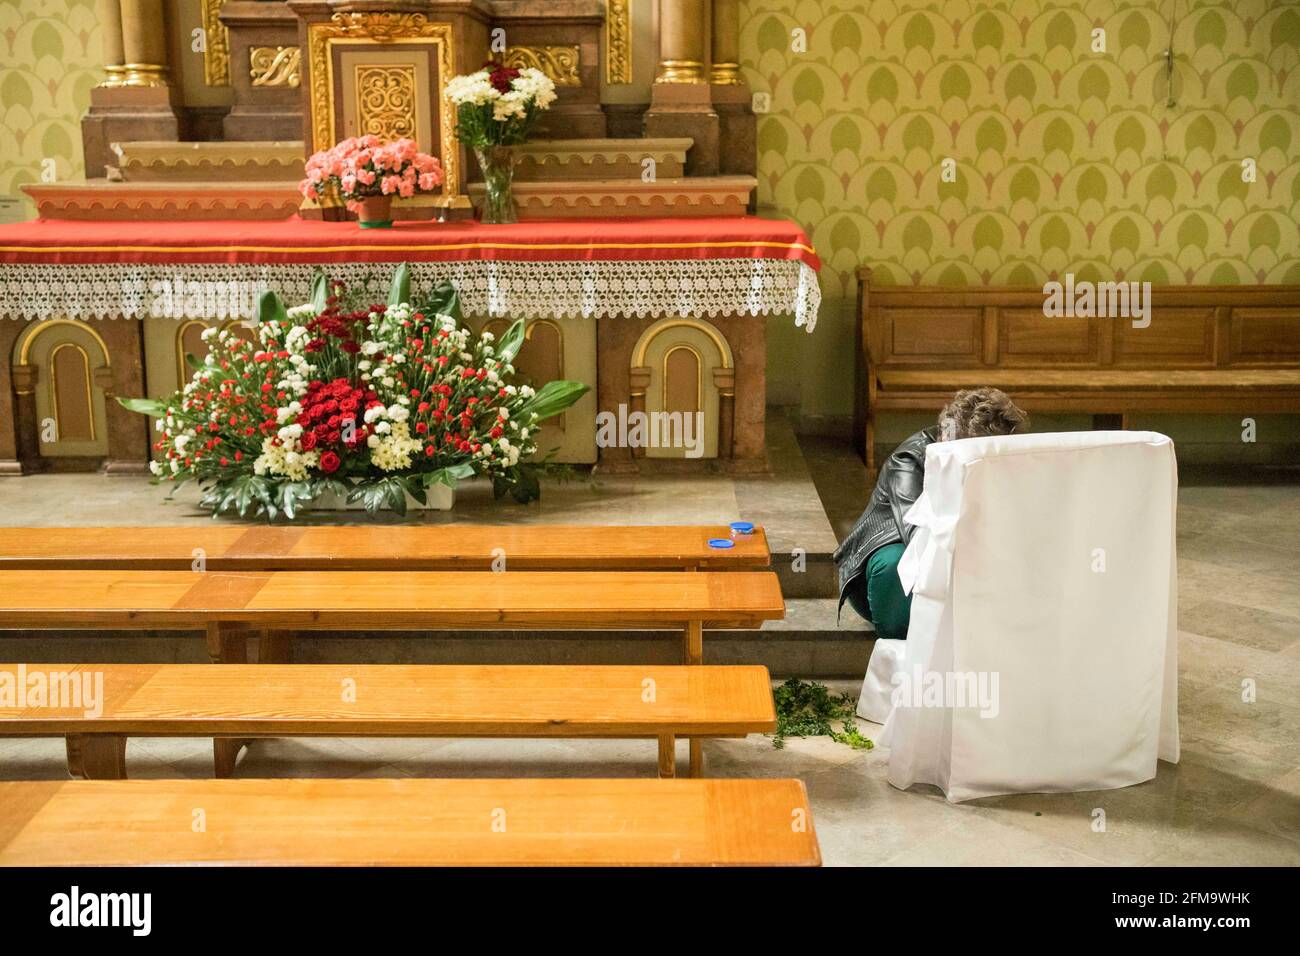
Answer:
[{"left": 937, "top": 388, "right": 1028, "bottom": 441}]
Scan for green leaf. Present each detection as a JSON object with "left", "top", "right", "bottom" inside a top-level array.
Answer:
[
  {"left": 517, "top": 380, "right": 589, "bottom": 423},
  {"left": 420, "top": 280, "right": 462, "bottom": 322},
  {"left": 116, "top": 396, "right": 167, "bottom": 417},
  {"left": 257, "top": 291, "right": 288, "bottom": 325},
  {"left": 423, "top": 462, "right": 474, "bottom": 489},
  {"left": 184, "top": 351, "right": 204, "bottom": 371},
  {"left": 387, "top": 262, "right": 411, "bottom": 306},
  {"left": 496, "top": 318, "right": 527, "bottom": 363},
  {"left": 310, "top": 271, "right": 329, "bottom": 312},
  {"left": 278, "top": 481, "right": 317, "bottom": 521}
]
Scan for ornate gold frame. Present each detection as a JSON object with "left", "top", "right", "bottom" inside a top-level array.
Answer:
[
  {"left": 200, "top": 0, "right": 231, "bottom": 86},
  {"left": 606, "top": 0, "right": 632, "bottom": 84},
  {"left": 306, "top": 12, "right": 462, "bottom": 205}
]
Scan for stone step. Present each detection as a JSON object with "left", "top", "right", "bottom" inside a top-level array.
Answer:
[
  {"left": 24, "top": 181, "right": 302, "bottom": 221},
  {"left": 466, "top": 175, "right": 756, "bottom": 218},
  {"left": 110, "top": 140, "right": 304, "bottom": 182},
  {"left": 509, "top": 138, "right": 693, "bottom": 181}
]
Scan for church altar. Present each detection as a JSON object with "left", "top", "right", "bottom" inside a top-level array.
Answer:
[
  {"left": 0, "top": 216, "right": 821, "bottom": 330},
  {"left": 0, "top": 215, "right": 820, "bottom": 475}
]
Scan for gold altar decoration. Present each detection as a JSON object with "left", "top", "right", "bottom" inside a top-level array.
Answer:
[
  {"left": 605, "top": 0, "right": 632, "bottom": 84},
  {"left": 306, "top": 12, "right": 461, "bottom": 204},
  {"left": 355, "top": 65, "right": 420, "bottom": 140},
  {"left": 250, "top": 46, "right": 301, "bottom": 88},
  {"left": 503, "top": 46, "right": 582, "bottom": 87},
  {"left": 200, "top": 0, "right": 231, "bottom": 86}
]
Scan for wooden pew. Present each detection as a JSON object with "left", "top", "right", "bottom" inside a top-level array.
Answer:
[
  {"left": 0, "top": 777, "right": 820, "bottom": 866},
  {"left": 854, "top": 273, "right": 1300, "bottom": 473},
  {"left": 0, "top": 525, "right": 770, "bottom": 571},
  {"left": 0, "top": 663, "right": 777, "bottom": 779},
  {"left": 0, "top": 568, "right": 784, "bottom": 775}
]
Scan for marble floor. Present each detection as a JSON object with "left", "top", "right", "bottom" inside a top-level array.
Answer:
[{"left": 0, "top": 443, "right": 1297, "bottom": 866}]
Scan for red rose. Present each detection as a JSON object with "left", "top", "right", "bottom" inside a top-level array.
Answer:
[
  {"left": 319, "top": 451, "right": 341, "bottom": 474},
  {"left": 301, "top": 431, "right": 318, "bottom": 450}
]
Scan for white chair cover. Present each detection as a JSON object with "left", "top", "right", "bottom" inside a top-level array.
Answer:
[
  {"left": 857, "top": 637, "right": 906, "bottom": 724},
  {"left": 881, "top": 430, "right": 1180, "bottom": 802}
]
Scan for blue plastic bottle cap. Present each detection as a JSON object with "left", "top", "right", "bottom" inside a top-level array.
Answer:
[
  {"left": 730, "top": 521, "right": 754, "bottom": 534},
  {"left": 708, "top": 538, "right": 735, "bottom": 549}
]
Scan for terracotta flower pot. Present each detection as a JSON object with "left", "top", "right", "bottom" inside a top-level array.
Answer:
[{"left": 357, "top": 194, "right": 394, "bottom": 229}]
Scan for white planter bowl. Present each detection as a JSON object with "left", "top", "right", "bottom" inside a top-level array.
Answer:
[{"left": 308, "top": 483, "right": 455, "bottom": 512}]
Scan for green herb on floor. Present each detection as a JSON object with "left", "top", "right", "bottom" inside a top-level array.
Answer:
[{"left": 771, "top": 678, "right": 875, "bottom": 750}]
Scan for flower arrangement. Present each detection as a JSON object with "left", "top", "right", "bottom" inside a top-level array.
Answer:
[
  {"left": 445, "top": 63, "right": 557, "bottom": 148},
  {"left": 445, "top": 62, "right": 557, "bottom": 224},
  {"left": 299, "top": 136, "right": 443, "bottom": 227},
  {"left": 119, "top": 265, "right": 588, "bottom": 518}
]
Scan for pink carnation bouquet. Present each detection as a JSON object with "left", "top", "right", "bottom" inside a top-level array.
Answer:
[{"left": 300, "top": 135, "right": 444, "bottom": 212}]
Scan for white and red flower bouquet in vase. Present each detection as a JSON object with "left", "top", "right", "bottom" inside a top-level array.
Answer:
[
  {"left": 300, "top": 136, "right": 444, "bottom": 228},
  {"left": 119, "top": 265, "right": 588, "bottom": 518}
]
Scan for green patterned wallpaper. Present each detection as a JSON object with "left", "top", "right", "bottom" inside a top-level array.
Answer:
[
  {"left": 0, "top": 0, "right": 102, "bottom": 221},
  {"left": 743, "top": 0, "right": 1300, "bottom": 418}
]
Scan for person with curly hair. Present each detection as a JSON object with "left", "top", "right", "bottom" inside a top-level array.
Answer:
[{"left": 835, "top": 387, "right": 1029, "bottom": 639}]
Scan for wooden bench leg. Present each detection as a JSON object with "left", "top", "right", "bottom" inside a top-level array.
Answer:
[
  {"left": 681, "top": 620, "right": 703, "bottom": 665},
  {"left": 682, "top": 620, "right": 704, "bottom": 776},
  {"left": 657, "top": 734, "right": 676, "bottom": 778},
  {"left": 259, "top": 629, "right": 293, "bottom": 663},
  {"left": 206, "top": 622, "right": 248, "bottom": 664},
  {"left": 67, "top": 734, "right": 127, "bottom": 780},
  {"left": 207, "top": 623, "right": 251, "bottom": 775},
  {"left": 213, "top": 739, "right": 246, "bottom": 778}
]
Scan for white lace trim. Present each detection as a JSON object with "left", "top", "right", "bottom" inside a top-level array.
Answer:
[{"left": 0, "top": 258, "right": 821, "bottom": 331}]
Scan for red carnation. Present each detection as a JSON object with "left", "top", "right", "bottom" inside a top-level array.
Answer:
[{"left": 319, "top": 450, "right": 341, "bottom": 474}]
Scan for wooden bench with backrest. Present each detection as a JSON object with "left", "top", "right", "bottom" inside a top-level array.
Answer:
[
  {"left": 0, "top": 777, "right": 821, "bottom": 866},
  {"left": 0, "top": 567, "right": 784, "bottom": 775},
  {"left": 854, "top": 271, "right": 1300, "bottom": 473},
  {"left": 0, "top": 662, "right": 776, "bottom": 780}
]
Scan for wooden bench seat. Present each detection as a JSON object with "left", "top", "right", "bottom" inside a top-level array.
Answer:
[
  {"left": 0, "top": 777, "right": 821, "bottom": 866},
  {"left": 0, "top": 524, "right": 770, "bottom": 571},
  {"left": 0, "top": 569, "right": 782, "bottom": 631},
  {"left": 0, "top": 663, "right": 777, "bottom": 779}
]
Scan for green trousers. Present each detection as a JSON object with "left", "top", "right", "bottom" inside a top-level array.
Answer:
[{"left": 844, "top": 542, "right": 912, "bottom": 640}]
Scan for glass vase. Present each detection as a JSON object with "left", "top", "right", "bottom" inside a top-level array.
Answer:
[{"left": 474, "top": 145, "right": 518, "bottom": 225}]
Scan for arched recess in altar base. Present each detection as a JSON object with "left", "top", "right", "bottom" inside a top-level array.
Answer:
[
  {"left": 468, "top": 314, "right": 597, "bottom": 464},
  {"left": 9, "top": 320, "right": 113, "bottom": 467},
  {"left": 172, "top": 319, "right": 258, "bottom": 392},
  {"left": 629, "top": 317, "right": 734, "bottom": 461}
]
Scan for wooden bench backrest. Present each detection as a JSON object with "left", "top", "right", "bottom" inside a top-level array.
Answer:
[
  {"left": 0, "top": 778, "right": 821, "bottom": 866},
  {"left": 0, "top": 569, "right": 784, "bottom": 629},
  {"left": 0, "top": 525, "right": 770, "bottom": 571},
  {"left": 0, "top": 663, "right": 777, "bottom": 736},
  {"left": 857, "top": 275, "right": 1300, "bottom": 374}
]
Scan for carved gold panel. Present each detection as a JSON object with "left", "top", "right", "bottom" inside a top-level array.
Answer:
[
  {"left": 354, "top": 64, "right": 419, "bottom": 140},
  {"left": 503, "top": 46, "right": 581, "bottom": 87},
  {"left": 250, "top": 46, "right": 301, "bottom": 88}
]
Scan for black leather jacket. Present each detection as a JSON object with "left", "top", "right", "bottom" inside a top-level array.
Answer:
[{"left": 834, "top": 427, "right": 938, "bottom": 609}]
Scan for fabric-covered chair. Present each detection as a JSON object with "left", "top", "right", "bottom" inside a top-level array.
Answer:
[{"left": 878, "top": 430, "right": 1180, "bottom": 802}]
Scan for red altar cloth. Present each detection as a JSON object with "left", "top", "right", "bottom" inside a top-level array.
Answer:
[
  {"left": 0, "top": 216, "right": 820, "bottom": 270},
  {"left": 0, "top": 215, "right": 822, "bottom": 329}
]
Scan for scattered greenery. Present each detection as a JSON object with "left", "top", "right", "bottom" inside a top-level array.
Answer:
[{"left": 771, "top": 678, "right": 875, "bottom": 750}]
